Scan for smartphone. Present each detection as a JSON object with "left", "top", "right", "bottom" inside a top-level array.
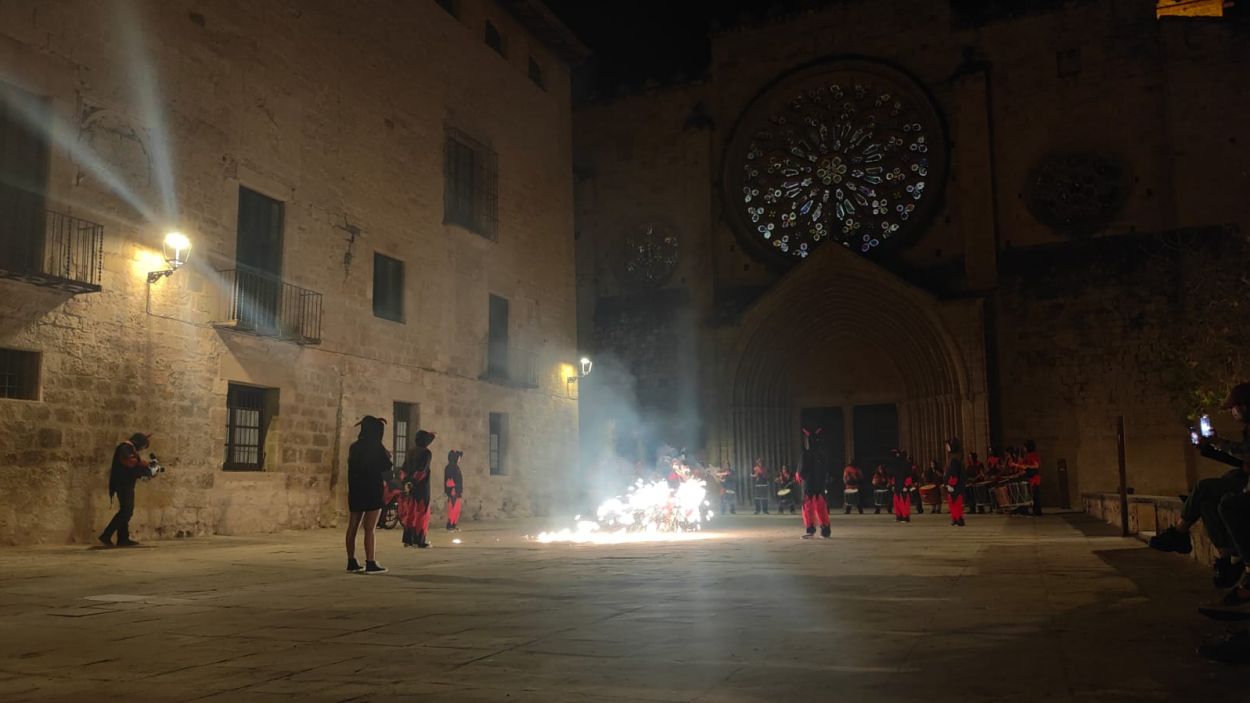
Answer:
[{"left": 1200, "top": 414, "right": 1213, "bottom": 438}]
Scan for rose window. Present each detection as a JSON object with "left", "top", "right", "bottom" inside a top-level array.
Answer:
[
  {"left": 619, "top": 222, "right": 679, "bottom": 289},
  {"left": 724, "top": 60, "right": 948, "bottom": 262}
]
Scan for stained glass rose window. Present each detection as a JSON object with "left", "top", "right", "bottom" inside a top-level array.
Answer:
[{"left": 724, "top": 60, "right": 947, "bottom": 262}]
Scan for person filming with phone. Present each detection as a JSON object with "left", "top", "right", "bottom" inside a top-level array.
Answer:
[
  {"left": 98, "top": 432, "right": 162, "bottom": 547},
  {"left": 1150, "top": 383, "right": 1250, "bottom": 598}
]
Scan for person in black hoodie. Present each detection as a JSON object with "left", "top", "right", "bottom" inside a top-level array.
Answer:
[
  {"left": 346, "top": 416, "right": 390, "bottom": 573},
  {"left": 98, "top": 432, "right": 155, "bottom": 547},
  {"left": 889, "top": 448, "right": 914, "bottom": 523},
  {"left": 400, "top": 429, "right": 436, "bottom": 548},
  {"left": 444, "top": 449, "right": 465, "bottom": 531},
  {"left": 799, "top": 427, "right": 831, "bottom": 539}
]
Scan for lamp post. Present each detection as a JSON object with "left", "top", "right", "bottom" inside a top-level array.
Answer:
[{"left": 148, "top": 231, "right": 192, "bottom": 284}]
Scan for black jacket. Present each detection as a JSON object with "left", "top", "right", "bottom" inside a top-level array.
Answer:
[{"left": 108, "top": 441, "right": 150, "bottom": 497}]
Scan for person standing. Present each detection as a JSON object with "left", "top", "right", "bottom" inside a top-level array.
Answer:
[
  {"left": 799, "top": 428, "right": 831, "bottom": 539},
  {"left": 842, "top": 460, "right": 864, "bottom": 514},
  {"left": 775, "top": 463, "right": 798, "bottom": 514},
  {"left": 871, "top": 464, "right": 890, "bottom": 514},
  {"left": 98, "top": 432, "right": 155, "bottom": 547},
  {"left": 889, "top": 448, "right": 914, "bottom": 523},
  {"left": 400, "top": 429, "right": 436, "bottom": 548},
  {"left": 1023, "top": 440, "right": 1042, "bottom": 516},
  {"left": 444, "top": 449, "right": 465, "bottom": 531},
  {"left": 751, "top": 458, "right": 771, "bottom": 515},
  {"left": 944, "top": 437, "right": 967, "bottom": 527},
  {"left": 346, "top": 416, "right": 390, "bottom": 573}
]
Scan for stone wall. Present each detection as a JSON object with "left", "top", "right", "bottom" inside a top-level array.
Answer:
[
  {"left": 0, "top": 0, "right": 580, "bottom": 544},
  {"left": 570, "top": 1, "right": 1250, "bottom": 504}
]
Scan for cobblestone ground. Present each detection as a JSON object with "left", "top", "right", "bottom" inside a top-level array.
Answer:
[{"left": 0, "top": 512, "right": 1243, "bottom": 702}]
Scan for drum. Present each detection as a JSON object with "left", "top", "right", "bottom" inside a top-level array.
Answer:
[
  {"left": 777, "top": 487, "right": 792, "bottom": 497},
  {"left": 1008, "top": 479, "right": 1032, "bottom": 506},
  {"left": 919, "top": 483, "right": 942, "bottom": 506},
  {"left": 873, "top": 489, "right": 891, "bottom": 507},
  {"left": 973, "top": 482, "right": 993, "bottom": 508},
  {"left": 843, "top": 488, "right": 860, "bottom": 507}
]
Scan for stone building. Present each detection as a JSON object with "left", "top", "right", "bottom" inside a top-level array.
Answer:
[
  {"left": 0, "top": 0, "right": 586, "bottom": 545},
  {"left": 573, "top": 0, "right": 1250, "bottom": 502}
]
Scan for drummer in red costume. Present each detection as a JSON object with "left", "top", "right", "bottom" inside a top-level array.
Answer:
[
  {"left": 842, "top": 460, "right": 865, "bottom": 514},
  {"left": 944, "top": 437, "right": 967, "bottom": 527},
  {"left": 1022, "top": 439, "right": 1042, "bottom": 516},
  {"left": 871, "top": 464, "right": 890, "bottom": 514}
]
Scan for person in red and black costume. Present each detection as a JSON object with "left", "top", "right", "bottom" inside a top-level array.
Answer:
[
  {"left": 1022, "top": 440, "right": 1042, "bottom": 516},
  {"left": 889, "top": 448, "right": 914, "bottom": 523},
  {"left": 98, "top": 433, "right": 155, "bottom": 547},
  {"left": 842, "top": 460, "right": 864, "bottom": 514},
  {"left": 944, "top": 437, "right": 967, "bottom": 527},
  {"left": 444, "top": 450, "right": 464, "bottom": 531},
  {"left": 966, "top": 452, "right": 986, "bottom": 514},
  {"left": 799, "top": 428, "right": 831, "bottom": 539},
  {"left": 871, "top": 464, "right": 890, "bottom": 514},
  {"left": 400, "top": 429, "right": 436, "bottom": 548}
]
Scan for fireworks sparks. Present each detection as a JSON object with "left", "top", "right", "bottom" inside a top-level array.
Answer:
[{"left": 534, "top": 478, "right": 713, "bottom": 544}]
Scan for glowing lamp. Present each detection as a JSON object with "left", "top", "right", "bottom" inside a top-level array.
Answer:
[
  {"left": 148, "top": 231, "right": 192, "bottom": 283},
  {"left": 567, "top": 357, "right": 593, "bottom": 386},
  {"left": 163, "top": 231, "right": 191, "bottom": 269},
  {"left": 580, "top": 357, "right": 593, "bottom": 377}
]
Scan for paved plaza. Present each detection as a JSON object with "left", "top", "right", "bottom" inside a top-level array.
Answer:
[{"left": 0, "top": 512, "right": 1244, "bottom": 702}]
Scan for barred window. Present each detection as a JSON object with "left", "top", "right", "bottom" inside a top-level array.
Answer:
[
  {"left": 444, "top": 129, "right": 498, "bottom": 240},
  {"left": 489, "top": 412, "right": 506, "bottom": 476},
  {"left": 0, "top": 348, "right": 39, "bottom": 400},
  {"left": 393, "top": 401, "right": 418, "bottom": 469},
  {"left": 225, "top": 384, "right": 276, "bottom": 470}
]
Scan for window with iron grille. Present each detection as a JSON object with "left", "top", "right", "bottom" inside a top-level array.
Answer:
[
  {"left": 373, "top": 252, "right": 404, "bottom": 322},
  {"left": 489, "top": 412, "right": 506, "bottom": 476},
  {"left": 225, "top": 383, "right": 276, "bottom": 470},
  {"left": 0, "top": 348, "right": 39, "bottom": 400},
  {"left": 528, "top": 57, "right": 544, "bottom": 89},
  {"left": 484, "top": 21, "right": 504, "bottom": 56},
  {"left": 444, "top": 129, "right": 499, "bottom": 240},
  {"left": 435, "top": 0, "right": 458, "bottom": 18},
  {"left": 393, "top": 401, "right": 418, "bottom": 469}
]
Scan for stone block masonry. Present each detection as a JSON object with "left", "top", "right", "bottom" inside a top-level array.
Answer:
[{"left": 0, "top": 0, "right": 583, "bottom": 544}]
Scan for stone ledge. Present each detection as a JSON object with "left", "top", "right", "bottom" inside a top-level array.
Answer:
[{"left": 1082, "top": 491, "right": 1217, "bottom": 566}]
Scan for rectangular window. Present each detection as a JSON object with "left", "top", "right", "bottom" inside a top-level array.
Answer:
[
  {"left": 489, "top": 412, "right": 506, "bottom": 475},
  {"left": 435, "top": 0, "right": 458, "bottom": 17},
  {"left": 443, "top": 128, "right": 499, "bottom": 239},
  {"left": 484, "top": 21, "right": 504, "bottom": 56},
  {"left": 393, "top": 401, "right": 418, "bottom": 469},
  {"left": 372, "top": 252, "right": 404, "bottom": 322},
  {"left": 225, "top": 383, "right": 276, "bottom": 470},
  {"left": 235, "top": 187, "right": 285, "bottom": 333},
  {"left": 487, "top": 294, "right": 509, "bottom": 380},
  {"left": 0, "top": 348, "right": 40, "bottom": 400},
  {"left": 0, "top": 81, "right": 50, "bottom": 274},
  {"left": 528, "top": 57, "right": 544, "bottom": 88}
]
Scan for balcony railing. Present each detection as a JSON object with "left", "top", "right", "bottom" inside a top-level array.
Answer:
[
  {"left": 215, "top": 268, "right": 323, "bottom": 345},
  {"left": 0, "top": 209, "right": 104, "bottom": 293},
  {"left": 479, "top": 340, "right": 538, "bottom": 389}
]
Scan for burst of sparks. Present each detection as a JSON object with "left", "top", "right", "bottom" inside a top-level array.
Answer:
[{"left": 534, "top": 479, "right": 713, "bottom": 544}]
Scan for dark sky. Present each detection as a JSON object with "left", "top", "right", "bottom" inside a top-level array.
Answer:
[{"left": 546, "top": 0, "right": 822, "bottom": 97}]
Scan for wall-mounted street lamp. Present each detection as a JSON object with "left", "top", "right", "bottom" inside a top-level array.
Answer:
[
  {"left": 565, "top": 357, "right": 593, "bottom": 398},
  {"left": 148, "top": 231, "right": 192, "bottom": 284}
]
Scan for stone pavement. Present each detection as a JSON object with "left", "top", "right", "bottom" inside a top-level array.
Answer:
[{"left": 0, "top": 512, "right": 1244, "bottom": 702}]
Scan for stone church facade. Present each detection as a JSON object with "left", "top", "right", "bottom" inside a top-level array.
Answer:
[
  {"left": 574, "top": 1, "right": 1250, "bottom": 502},
  {"left": 0, "top": 0, "right": 585, "bottom": 544}
]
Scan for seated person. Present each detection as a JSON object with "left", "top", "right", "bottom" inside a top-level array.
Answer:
[{"left": 1153, "top": 383, "right": 1250, "bottom": 593}]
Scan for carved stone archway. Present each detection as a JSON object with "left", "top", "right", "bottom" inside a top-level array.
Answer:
[{"left": 713, "top": 240, "right": 988, "bottom": 482}]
